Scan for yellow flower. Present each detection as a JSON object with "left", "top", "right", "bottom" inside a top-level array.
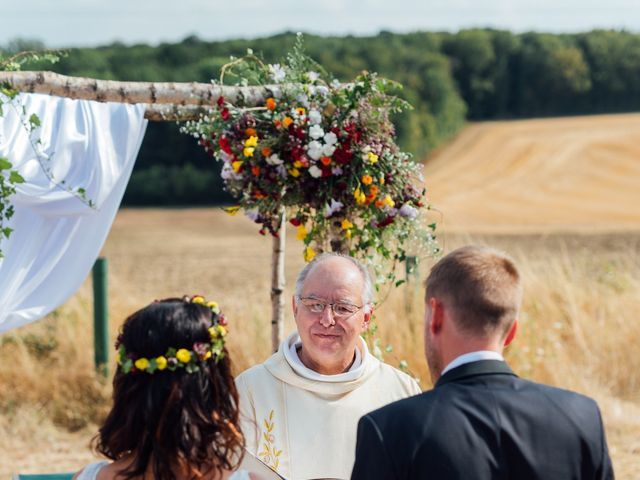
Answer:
[
  {"left": 341, "top": 219, "right": 354, "bottom": 230},
  {"left": 243, "top": 147, "right": 255, "bottom": 157},
  {"left": 303, "top": 246, "right": 316, "bottom": 262},
  {"left": 217, "top": 325, "right": 227, "bottom": 337},
  {"left": 203, "top": 351, "right": 213, "bottom": 360},
  {"left": 293, "top": 160, "right": 304, "bottom": 168},
  {"left": 361, "top": 175, "right": 373, "bottom": 185},
  {"left": 354, "top": 188, "right": 366, "bottom": 205},
  {"left": 245, "top": 135, "right": 258, "bottom": 147},
  {"left": 192, "top": 295, "right": 205, "bottom": 304},
  {"left": 135, "top": 357, "right": 150, "bottom": 371},
  {"left": 296, "top": 107, "right": 306, "bottom": 116},
  {"left": 223, "top": 205, "right": 241, "bottom": 216},
  {"left": 345, "top": 229, "right": 352, "bottom": 239},
  {"left": 289, "top": 168, "right": 300, "bottom": 177},
  {"left": 296, "top": 224, "right": 308, "bottom": 241},
  {"left": 380, "top": 176, "right": 385, "bottom": 185},
  {"left": 283, "top": 117, "right": 294, "bottom": 128},
  {"left": 155, "top": 356, "right": 167, "bottom": 371},
  {"left": 368, "top": 152, "right": 379, "bottom": 164},
  {"left": 383, "top": 195, "right": 395, "bottom": 207},
  {"left": 232, "top": 160, "right": 244, "bottom": 173},
  {"left": 176, "top": 349, "right": 192, "bottom": 364},
  {"left": 206, "top": 300, "right": 220, "bottom": 313}
]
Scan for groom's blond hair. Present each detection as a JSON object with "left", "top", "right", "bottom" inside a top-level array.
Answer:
[{"left": 425, "top": 245, "right": 523, "bottom": 338}]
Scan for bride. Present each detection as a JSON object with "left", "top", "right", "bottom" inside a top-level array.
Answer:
[{"left": 74, "top": 296, "right": 253, "bottom": 480}]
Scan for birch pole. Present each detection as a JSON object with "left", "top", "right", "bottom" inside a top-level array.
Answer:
[
  {"left": 270, "top": 207, "right": 287, "bottom": 352},
  {"left": 0, "top": 70, "right": 291, "bottom": 348}
]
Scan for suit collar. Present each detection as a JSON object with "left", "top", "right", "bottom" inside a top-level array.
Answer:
[{"left": 435, "top": 359, "right": 516, "bottom": 388}]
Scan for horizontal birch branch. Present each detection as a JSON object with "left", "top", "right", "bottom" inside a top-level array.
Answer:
[{"left": 0, "top": 71, "right": 282, "bottom": 120}]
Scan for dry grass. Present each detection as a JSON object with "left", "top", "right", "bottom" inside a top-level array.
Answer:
[
  {"left": 1, "top": 210, "right": 639, "bottom": 477},
  {"left": 2, "top": 113, "right": 640, "bottom": 477}
]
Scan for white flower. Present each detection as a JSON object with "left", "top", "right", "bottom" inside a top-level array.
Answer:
[
  {"left": 219, "top": 150, "right": 233, "bottom": 163},
  {"left": 307, "top": 141, "right": 323, "bottom": 160},
  {"left": 309, "top": 124, "right": 325, "bottom": 140},
  {"left": 296, "top": 93, "right": 310, "bottom": 109},
  {"left": 324, "top": 198, "right": 344, "bottom": 217},
  {"left": 331, "top": 166, "right": 344, "bottom": 176},
  {"left": 316, "top": 85, "right": 329, "bottom": 97},
  {"left": 266, "top": 154, "right": 284, "bottom": 166},
  {"left": 308, "top": 109, "right": 322, "bottom": 125},
  {"left": 221, "top": 163, "right": 242, "bottom": 181},
  {"left": 322, "top": 144, "right": 336, "bottom": 157},
  {"left": 399, "top": 204, "right": 419, "bottom": 219},
  {"left": 309, "top": 165, "right": 323, "bottom": 178},
  {"left": 307, "top": 71, "right": 320, "bottom": 82},
  {"left": 269, "top": 64, "right": 286, "bottom": 82},
  {"left": 331, "top": 79, "right": 341, "bottom": 89},
  {"left": 323, "top": 131, "right": 337, "bottom": 145}
]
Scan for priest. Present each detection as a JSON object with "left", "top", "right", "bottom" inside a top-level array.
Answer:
[{"left": 235, "top": 253, "right": 421, "bottom": 480}]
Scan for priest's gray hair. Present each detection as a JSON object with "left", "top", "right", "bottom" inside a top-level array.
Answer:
[{"left": 294, "top": 252, "right": 374, "bottom": 313}]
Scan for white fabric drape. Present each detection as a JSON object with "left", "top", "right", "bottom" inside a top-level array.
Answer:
[{"left": 0, "top": 93, "right": 147, "bottom": 333}]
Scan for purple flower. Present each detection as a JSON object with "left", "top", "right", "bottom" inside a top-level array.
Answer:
[{"left": 399, "top": 204, "right": 419, "bottom": 219}]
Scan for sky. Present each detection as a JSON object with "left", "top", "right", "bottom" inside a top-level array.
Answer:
[{"left": 2, "top": 0, "right": 639, "bottom": 48}]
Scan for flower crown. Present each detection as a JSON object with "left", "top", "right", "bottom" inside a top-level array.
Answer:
[{"left": 116, "top": 295, "right": 228, "bottom": 375}]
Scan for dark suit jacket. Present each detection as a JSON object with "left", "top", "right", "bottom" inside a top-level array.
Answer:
[{"left": 351, "top": 360, "right": 613, "bottom": 479}]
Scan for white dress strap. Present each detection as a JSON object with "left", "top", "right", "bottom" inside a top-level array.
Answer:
[
  {"left": 76, "top": 461, "right": 109, "bottom": 480},
  {"left": 229, "top": 469, "right": 251, "bottom": 480}
]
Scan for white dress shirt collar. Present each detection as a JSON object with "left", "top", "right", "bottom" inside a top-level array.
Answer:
[{"left": 441, "top": 350, "right": 504, "bottom": 376}]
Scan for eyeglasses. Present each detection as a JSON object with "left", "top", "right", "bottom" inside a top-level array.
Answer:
[{"left": 298, "top": 297, "right": 364, "bottom": 318}]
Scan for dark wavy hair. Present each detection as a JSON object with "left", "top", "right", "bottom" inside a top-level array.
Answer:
[{"left": 93, "top": 298, "right": 244, "bottom": 480}]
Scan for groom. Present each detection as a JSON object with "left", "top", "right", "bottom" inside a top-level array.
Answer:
[{"left": 351, "top": 245, "right": 613, "bottom": 479}]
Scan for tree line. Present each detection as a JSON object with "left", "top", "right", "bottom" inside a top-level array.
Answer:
[{"left": 3, "top": 29, "right": 639, "bottom": 205}]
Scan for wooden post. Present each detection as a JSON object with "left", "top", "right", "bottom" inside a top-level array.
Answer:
[{"left": 270, "top": 207, "right": 286, "bottom": 352}]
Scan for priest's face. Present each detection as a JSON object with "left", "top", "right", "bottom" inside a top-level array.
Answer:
[{"left": 293, "top": 256, "right": 371, "bottom": 375}]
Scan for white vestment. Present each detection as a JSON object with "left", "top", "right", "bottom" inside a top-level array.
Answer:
[{"left": 235, "top": 332, "right": 422, "bottom": 480}]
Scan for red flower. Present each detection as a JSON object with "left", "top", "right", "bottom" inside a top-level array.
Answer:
[
  {"left": 221, "top": 108, "right": 230, "bottom": 120},
  {"left": 289, "top": 218, "right": 302, "bottom": 227},
  {"left": 219, "top": 136, "right": 233, "bottom": 155},
  {"left": 333, "top": 145, "right": 353, "bottom": 165},
  {"left": 217, "top": 96, "right": 225, "bottom": 108},
  {"left": 378, "top": 216, "right": 396, "bottom": 228}
]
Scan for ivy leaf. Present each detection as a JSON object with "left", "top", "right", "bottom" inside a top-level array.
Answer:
[
  {"left": 9, "top": 171, "right": 25, "bottom": 184},
  {"left": 2, "top": 227, "right": 13, "bottom": 237},
  {"left": 0, "top": 157, "right": 12, "bottom": 170},
  {"left": 29, "top": 114, "right": 41, "bottom": 128}
]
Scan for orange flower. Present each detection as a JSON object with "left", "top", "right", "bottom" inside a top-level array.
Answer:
[
  {"left": 283, "top": 117, "right": 294, "bottom": 128},
  {"left": 369, "top": 185, "right": 379, "bottom": 196},
  {"left": 245, "top": 128, "right": 257, "bottom": 137},
  {"left": 251, "top": 165, "right": 261, "bottom": 176},
  {"left": 296, "top": 107, "right": 306, "bottom": 116},
  {"left": 254, "top": 190, "right": 267, "bottom": 199},
  {"left": 375, "top": 200, "right": 385, "bottom": 208},
  {"left": 265, "top": 97, "right": 276, "bottom": 110},
  {"left": 261, "top": 147, "right": 272, "bottom": 157},
  {"left": 361, "top": 175, "right": 373, "bottom": 185},
  {"left": 274, "top": 120, "right": 282, "bottom": 128},
  {"left": 320, "top": 156, "right": 332, "bottom": 166}
]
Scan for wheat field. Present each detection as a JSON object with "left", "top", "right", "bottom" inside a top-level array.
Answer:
[{"left": 1, "top": 113, "right": 640, "bottom": 478}]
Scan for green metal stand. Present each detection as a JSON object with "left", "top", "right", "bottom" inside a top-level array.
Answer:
[{"left": 92, "top": 257, "right": 109, "bottom": 376}]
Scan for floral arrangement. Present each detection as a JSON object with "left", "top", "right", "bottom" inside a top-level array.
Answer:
[
  {"left": 182, "top": 35, "right": 438, "bottom": 285},
  {"left": 116, "top": 295, "right": 228, "bottom": 374}
]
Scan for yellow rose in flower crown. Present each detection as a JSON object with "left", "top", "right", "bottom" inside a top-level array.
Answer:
[
  {"left": 135, "top": 357, "right": 150, "bottom": 371},
  {"left": 155, "top": 356, "right": 168, "bottom": 371},
  {"left": 176, "top": 349, "right": 192, "bottom": 364}
]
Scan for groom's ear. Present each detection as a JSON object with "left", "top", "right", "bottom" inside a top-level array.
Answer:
[
  {"left": 292, "top": 296, "right": 298, "bottom": 316},
  {"left": 429, "top": 297, "right": 444, "bottom": 335}
]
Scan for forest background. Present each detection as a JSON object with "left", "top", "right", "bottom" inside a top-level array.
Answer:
[{"left": 4, "top": 28, "right": 639, "bottom": 205}]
